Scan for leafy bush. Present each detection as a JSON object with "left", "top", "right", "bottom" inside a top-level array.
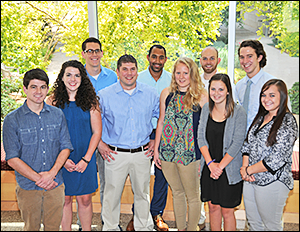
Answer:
[
  {"left": 1, "top": 73, "right": 23, "bottom": 123},
  {"left": 288, "top": 82, "right": 299, "bottom": 114}
]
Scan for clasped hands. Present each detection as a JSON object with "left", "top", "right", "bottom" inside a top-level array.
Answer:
[
  {"left": 208, "top": 162, "right": 223, "bottom": 180},
  {"left": 240, "top": 166, "right": 255, "bottom": 182},
  {"left": 35, "top": 171, "right": 57, "bottom": 191}
]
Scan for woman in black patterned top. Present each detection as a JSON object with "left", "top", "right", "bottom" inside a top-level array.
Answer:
[{"left": 240, "top": 79, "right": 298, "bottom": 231}]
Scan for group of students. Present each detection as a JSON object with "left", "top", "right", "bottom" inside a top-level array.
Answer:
[{"left": 2, "top": 37, "right": 298, "bottom": 231}]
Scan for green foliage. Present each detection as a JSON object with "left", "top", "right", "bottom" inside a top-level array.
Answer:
[
  {"left": 60, "top": 1, "right": 229, "bottom": 72},
  {"left": 1, "top": 73, "right": 22, "bottom": 123},
  {"left": 288, "top": 82, "right": 299, "bottom": 115},
  {"left": 1, "top": 1, "right": 52, "bottom": 74},
  {"left": 212, "top": 40, "right": 246, "bottom": 83},
  {"left": 237, "top": 1, "right": 299, "bottom": 57}
]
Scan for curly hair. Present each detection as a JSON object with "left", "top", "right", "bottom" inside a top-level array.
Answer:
[
  {"left": 50, "top": 60, "right": 99, "bottom": 111},
  {"left": 169, "top": 57, "right": 205, "bottom": 111}
]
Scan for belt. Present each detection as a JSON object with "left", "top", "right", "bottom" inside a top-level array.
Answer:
[{"left": 108, "top": 143, "right": 149, "bottom": 153}]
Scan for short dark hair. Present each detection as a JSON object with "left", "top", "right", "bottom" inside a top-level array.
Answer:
[
  {"left": 238, "top": 40, "right": 267, "bottom": 68},
  {"left": 82, "top": 37, "right": 102, "bottom": 51},
  {"left": 23, "top": 69, "right": 49, "bottom": 88},
  {"left": 148, "top": 45, "right": 167, "bottom": 57},
  {"left": 117, "top": 54, "right": 138, "bottom": 70}
]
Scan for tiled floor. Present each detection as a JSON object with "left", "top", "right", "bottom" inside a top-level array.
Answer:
[{"left": 1, "top": 211, "right": 299, "bottom": 231}]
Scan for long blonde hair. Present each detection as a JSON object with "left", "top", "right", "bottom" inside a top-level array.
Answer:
[{"left": 169, "top": 57, "right": 205, "bottom": 111}]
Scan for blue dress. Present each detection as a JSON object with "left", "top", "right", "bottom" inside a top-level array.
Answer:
[{"left": 60, "top": 101, "right": 98, "bottom": 196}]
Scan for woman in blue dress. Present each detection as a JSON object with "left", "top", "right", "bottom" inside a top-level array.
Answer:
[{"left": 47, "top": 60, "right": 101, "bottom": 231}]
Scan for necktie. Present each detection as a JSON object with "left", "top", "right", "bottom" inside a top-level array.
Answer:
[{"left": 243, "top": 80, "right": 252, "bottom": 113}]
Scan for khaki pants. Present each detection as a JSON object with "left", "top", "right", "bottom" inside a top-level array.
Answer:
[
  {"left": 161, "top": 160, "right": 201, "bottom": 231},
  {"left": 16, "top": 183, "right": 65, "bottom": 231},
  {"left": 102, "top": 150, "right": 154, "bottom": 231}
]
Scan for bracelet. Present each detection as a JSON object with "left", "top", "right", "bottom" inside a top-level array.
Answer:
[
  {"left": 81, "top": 157, "right": 90, "bottom": 164},
  {"left": 207, "top": 159, "right": 215, "bottom": 166},
  {"left": 245, "top": 166, "right": 250, "bottom": 176}
]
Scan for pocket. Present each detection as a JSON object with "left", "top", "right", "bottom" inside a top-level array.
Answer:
[
  {"left": 20, "top": 127, "right": 37, "bottom": 145},
  {"left": 47, "top": 124, "right": 61, "bottom": 141}
]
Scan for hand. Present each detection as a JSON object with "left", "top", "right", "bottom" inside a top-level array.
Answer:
[
  {"left": 97, "top": 140, "right": 117, "bottom": 162},
  {"left": 240, "top": 166, "right": 248, "bottom": 180},
  {"left": 35, "top": 171, "right": 57, "bottom": 190},
  {"left": 64, "top": 159, "right": 76, "bottom": 172},
  {"left": 75, "top": 159, "right": 88, "bottom": 173},
  {"left": 153, "top": 150, "right": 162, "bottom": 170},
  {"left": 240, "top": 166, "right": 255, "bottom": 182},
  {"left": 144, "top": 140, "right": 154, "bottom": 157},
  {"left": 209, "top": 162, "right": 223, "bottom": 180}
]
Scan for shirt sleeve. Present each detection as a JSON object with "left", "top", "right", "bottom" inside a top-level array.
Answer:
[
  {"left": 3, "top": 115, "right": 21, "bottom": 160},
  {"left": 152, "top": 92, "right": 160, "bottom": 119},
  {"left": 262, "top": 113, "right": 298, "bottom": 173},
  {"left": 197, "top": 103, "right": 209, "bottom": 149},
  {"left": 226, "top": 106, "right": 247, "bottom": 158}
]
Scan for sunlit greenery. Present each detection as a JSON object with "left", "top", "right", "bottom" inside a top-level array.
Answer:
[{"left": 1, "top": 1, "right": 299, "bottom": 122}]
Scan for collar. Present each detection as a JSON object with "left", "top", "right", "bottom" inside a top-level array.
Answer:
[
  {"left": 147, "top": 66, "right": 166, "bottom": 81},
  {"left": 84, "top": 64, "right": 106, "bottom": 77},
  {"left": 21, "top": 100, "right": 50, "bottom": 115},
  {"left": 246, "top": 69, "right": 264, "bottom": 85},
  {"left": 114, "top": 81, "right": 143, "bottom": 94}
]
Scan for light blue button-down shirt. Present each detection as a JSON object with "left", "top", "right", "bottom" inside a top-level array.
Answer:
[
  {"left": 235, "top": 69, "right": 274, "bottom": 130},
  {"left": 85, "top": 65, "right": 118, "bottom": 93},
  {"left": 3, "top": 101, "right": 73, "bottom": 190},
  {"left": 98, "top": 81, "right": 160, "bottom": 149},
  {"left": 137, "top": 67, "right": 171, "bottom": 129}
]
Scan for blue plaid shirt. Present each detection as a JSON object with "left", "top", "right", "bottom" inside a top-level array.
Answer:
[{"left": 3, "top": 101, "right": 73, "bottom": 190}]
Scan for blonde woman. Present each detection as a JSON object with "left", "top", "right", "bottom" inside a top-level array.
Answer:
[{"left": 153, "top": 57, "right": 208, "bottom": 231}]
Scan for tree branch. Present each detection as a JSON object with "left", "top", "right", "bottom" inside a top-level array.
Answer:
[{"left": 25, "top": 1, "right": 69, "bottom": 30}]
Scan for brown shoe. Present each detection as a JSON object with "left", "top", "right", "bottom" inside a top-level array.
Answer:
[
  {"left": 153, "top": 214, "right": 169, "bottom": 231},
  {"left": 126, "top": 216, "right": 135, "bottom": 231}
]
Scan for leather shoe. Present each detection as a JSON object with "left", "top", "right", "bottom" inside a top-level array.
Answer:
[
  {"left": 126, "top": 216, "right": 134, "bottom": 231},
  {"left": 198, "top": 222, "right": 206, "bottom": 231},
  {"left": 153, "top": 214, "right": 169, "bottom": 231}
]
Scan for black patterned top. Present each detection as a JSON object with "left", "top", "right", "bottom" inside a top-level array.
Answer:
[{"left": 242, "top": 112, "right": 298, "bottom": 190}]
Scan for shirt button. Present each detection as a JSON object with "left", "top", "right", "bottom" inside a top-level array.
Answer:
[
  {"left": 41, "top": 128, "right": 43, "bottom": 131},
  {"left": 43, "top": 163, "right": 45, "bottom": 165},
  {"left": 42, "top": 139, "right": 44, "bottom": 142},
  {"left": 43, "top": 151, "right": 45, "bottom": 154}
]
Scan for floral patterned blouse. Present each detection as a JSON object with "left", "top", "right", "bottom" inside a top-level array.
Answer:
[
  {"left": 159, "top": 91, "right": 201, "bottom": 165},
  {"left": 242, "top": 112, "right": 298, "bottom": 190}
]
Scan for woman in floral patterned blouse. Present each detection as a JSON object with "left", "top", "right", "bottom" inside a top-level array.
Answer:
[
  {"left": 240, "top": 79, "right": 298, "bottom": 231},
  {"left": 153, "top": 57, "right": 208, "bottom": 231}
]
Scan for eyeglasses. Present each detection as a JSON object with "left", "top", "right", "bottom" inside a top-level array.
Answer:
[{"left": 84, "top": 49, "right": 101, "bottom": 54}]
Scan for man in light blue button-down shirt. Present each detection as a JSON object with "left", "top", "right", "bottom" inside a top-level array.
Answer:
[
  {"left": 235, "top": 40, "right": 275, "bottom": 131},
  {"left": 98, "top": 55, "right": 159, "bottom": 231},
  {"left": 3, "top": 69, "right": 73, "bottom": 231},
  {"left": 124, "top": 45, "right": 171, "bottom": 231}
]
